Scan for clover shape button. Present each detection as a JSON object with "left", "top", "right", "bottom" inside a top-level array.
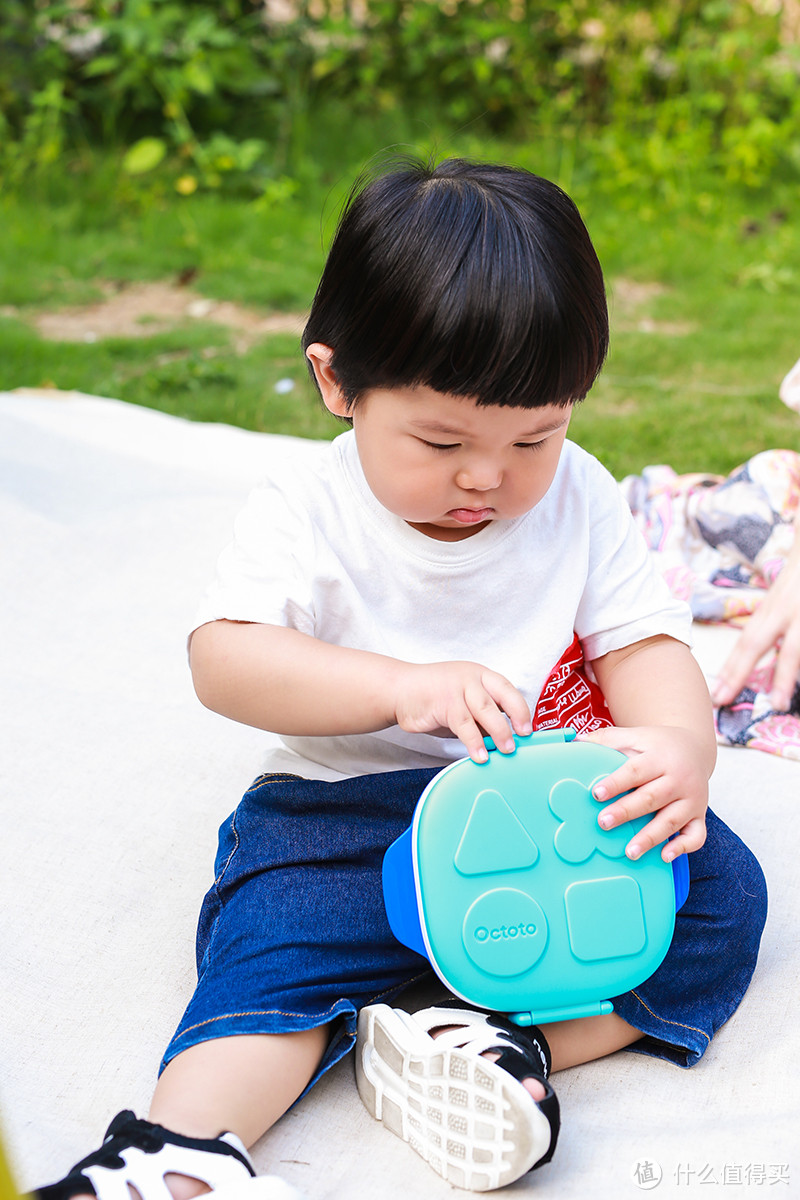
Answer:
[{"left": 548, "top": 776, "right": 628, "bottom": 864}]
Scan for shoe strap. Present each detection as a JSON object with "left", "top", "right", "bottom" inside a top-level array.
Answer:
[
  {"left": 36, "top": 1111, "right": 254, "bottom": 1200},
  {"left": 418, "top": 1003, "right": 552, "bottom": 1078}
]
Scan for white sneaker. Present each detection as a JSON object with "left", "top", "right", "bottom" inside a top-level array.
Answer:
[{"left": 356, "top": 1002, "right": 560, "bottom": 1192}]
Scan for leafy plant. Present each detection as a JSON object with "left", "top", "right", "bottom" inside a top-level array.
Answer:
[
  {"left": 3, "top": 1, "right": 800, "bottom": 198},
  {"left": 0, "top": 0, "right": 305, "bottom": 195}
]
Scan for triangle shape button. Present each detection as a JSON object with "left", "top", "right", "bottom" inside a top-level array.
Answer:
[{"left": 454, "top": 788, "right": 539, "bottom": 876}]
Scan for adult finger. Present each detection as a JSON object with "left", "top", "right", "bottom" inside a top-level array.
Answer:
[
  {"left": 713, "top": 607, "right": 785, "bottom": 704},
  {"left": 771, "top": 625, "right": 800, "bottom": 710}
]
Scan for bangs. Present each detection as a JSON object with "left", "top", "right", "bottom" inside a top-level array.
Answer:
[{"left": 303, "top": 157, "right": 609, "bottom": 410}]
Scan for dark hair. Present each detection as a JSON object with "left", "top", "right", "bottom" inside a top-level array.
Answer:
[{"left": 302, "top": 155, "right": 608, "bottom": 410}]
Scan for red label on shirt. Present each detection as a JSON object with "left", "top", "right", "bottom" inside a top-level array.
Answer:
[{"left": 533, "top": 633, "right": 612, "bottom": 733}]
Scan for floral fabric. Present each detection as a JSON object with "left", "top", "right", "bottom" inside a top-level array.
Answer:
[{"left": 620, "top": 450, "right": 800, "bottom": 759}]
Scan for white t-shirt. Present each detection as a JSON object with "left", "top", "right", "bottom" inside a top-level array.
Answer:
[{"left": 194, "top": 431, "right": 691, "bottom": 780}]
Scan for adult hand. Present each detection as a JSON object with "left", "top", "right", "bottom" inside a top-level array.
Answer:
[{"left": 712, "top": 530, "right": 800, "bottom": 711}]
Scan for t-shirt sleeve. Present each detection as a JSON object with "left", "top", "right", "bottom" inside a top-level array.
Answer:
[
  {"left": 191, "top": 478, "right": 315, "bottom": 637},
  {"left": 575, "top": 457, "right": 691, "bottom": 661}
]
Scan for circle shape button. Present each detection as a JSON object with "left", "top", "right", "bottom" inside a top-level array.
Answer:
[{"left": 462, "top": 888, "right": 548, "bottom": 977}]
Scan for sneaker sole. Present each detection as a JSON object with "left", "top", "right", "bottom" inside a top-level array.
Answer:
[{"left": 355, "top": 1004, "right": 551, "bottom": 1192}]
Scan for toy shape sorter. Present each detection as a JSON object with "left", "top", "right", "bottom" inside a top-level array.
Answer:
[{"left": 383, "top": 728, "right": 689, "bottom": 1027}]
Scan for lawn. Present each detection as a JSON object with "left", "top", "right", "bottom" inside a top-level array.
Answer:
[{"left": 2, "top": 142, "right": 799, "bottom": 479}]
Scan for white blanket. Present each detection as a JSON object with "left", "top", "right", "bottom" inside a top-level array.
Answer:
[{"left": 1, "top": 391, "right": 796, "bottom": 1197}]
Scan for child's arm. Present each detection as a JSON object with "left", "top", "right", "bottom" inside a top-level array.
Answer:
[
  {"left": 580, "top": 634, "right": 717, "bottom": 863},
  {"left": 189, "top": 618, "right": 532, "bottom": 763}
]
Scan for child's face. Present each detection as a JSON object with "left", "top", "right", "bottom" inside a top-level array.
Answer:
[{"left": 331, "top": 379, "right": 572, "bottom": 541}]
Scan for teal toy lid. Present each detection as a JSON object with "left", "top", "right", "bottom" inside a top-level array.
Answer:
[{"left": 383, "top": 729, "right": 687, "bottom": 1026}]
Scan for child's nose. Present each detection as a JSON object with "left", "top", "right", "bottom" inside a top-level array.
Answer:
[{"left": 456, "top": 460, "right": 503, "bottom": 492}]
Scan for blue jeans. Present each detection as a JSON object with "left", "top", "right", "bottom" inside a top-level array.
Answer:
[{"left": 161, "top": 769, "right": 767, "bottom": 1090}]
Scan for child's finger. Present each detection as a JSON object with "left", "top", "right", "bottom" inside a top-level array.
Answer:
[
  {"left": 481, "top": 675, "right": 532, "bottom": 742},
  {"left": 588, "top": 744, "right": 652, "bottom": 804},
  {"left": 660, "top": 816, "right": 708, "bottom": 861},
  {"left": 462, "top": 689, "right": 515, "bottom": 756},
  {"left": 465, "top": 678, "right": 530, "bottom": 755},
  {"left": 448, "top": 692, "right": 513, "bottom": 763},
  {"left": 624, "top": 806, "right": 706, "bottom": 861},
  {"left": 576, "top": 725, "right": 643, "bottom": 795},
  {"left": 448, "top": 707, "right": 491, "bottom": 763},
  {"left": 595, "top": 774, "right": 673, "bottom": 832}
]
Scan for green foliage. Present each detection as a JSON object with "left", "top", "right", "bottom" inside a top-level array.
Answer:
[
  {"left": 2, "top": 1, "right": 800, "bottom": 197},
  {"left": 0, "top": 0, "right": 306, "bottom": 194}
]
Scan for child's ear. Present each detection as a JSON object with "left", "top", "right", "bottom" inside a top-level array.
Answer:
[{"left": 306, "top": 343, "right": 350, "bottom": 418}]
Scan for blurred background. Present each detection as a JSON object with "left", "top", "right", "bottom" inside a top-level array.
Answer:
[{"left": 2, "top": 0, "right": 799, "bottom": 476}]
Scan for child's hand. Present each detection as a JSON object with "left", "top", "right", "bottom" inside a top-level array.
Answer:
[
  {"left": 394, "top": 661, "right": 532, "bottom": 763},
  {"left": 576, "top": 725, "right": 709, "bottom": 863}
]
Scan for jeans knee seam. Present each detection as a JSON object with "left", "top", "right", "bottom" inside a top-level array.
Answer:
[
  {"left": 245, "top": 772, "right": 304, "bottom": 793},
  {"left": 629, "top": 989, "right": 711, "bottom": 1045},
  {"left": 168, "top": 1001, "right": 350, "bottom": 1049}
]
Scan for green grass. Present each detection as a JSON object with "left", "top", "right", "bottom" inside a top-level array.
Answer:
[
  {"left": 2, "top": 140, "right": 800, "bottom": 478},
  {"left": 0, "top": 174, "right": 333, "bottom": 310},
  {"left": 0, "top": 315, "right": 342, "bottom": 439},
  {"left": 571, "top": 187, "right": 800, "bottom": 476}
]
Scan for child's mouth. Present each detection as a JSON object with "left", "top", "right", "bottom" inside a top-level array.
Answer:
[{"left": 448, "top": 507, "right": 494, "bottom": 524}]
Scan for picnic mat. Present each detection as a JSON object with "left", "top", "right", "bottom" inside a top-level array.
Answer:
[{"left": 2, "top": 388, "right": 795, "bottom": 1197}]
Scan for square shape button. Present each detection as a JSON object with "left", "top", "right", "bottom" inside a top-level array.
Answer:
[{"left": 564, "top": 876, "right": 646, "bottom": 962}]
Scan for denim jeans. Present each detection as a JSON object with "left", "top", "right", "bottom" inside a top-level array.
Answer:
[{"left": 161, "top": 768, "right": 767, "bottom": 1089}]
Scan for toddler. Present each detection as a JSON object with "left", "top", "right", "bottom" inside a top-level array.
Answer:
[{"left": 39, "top": 156, "right": 767, "bottom": 1198}]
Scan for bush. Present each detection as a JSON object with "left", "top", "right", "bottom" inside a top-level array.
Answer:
[
  {"left": 308, "top": 0, "right": 800, "bottom": 187},
  {"left": 2, "top": 1, "right": 800, "bottom": 196},
  {"left": 0, "top": 0, "right": 308, "bottom": 193}
]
